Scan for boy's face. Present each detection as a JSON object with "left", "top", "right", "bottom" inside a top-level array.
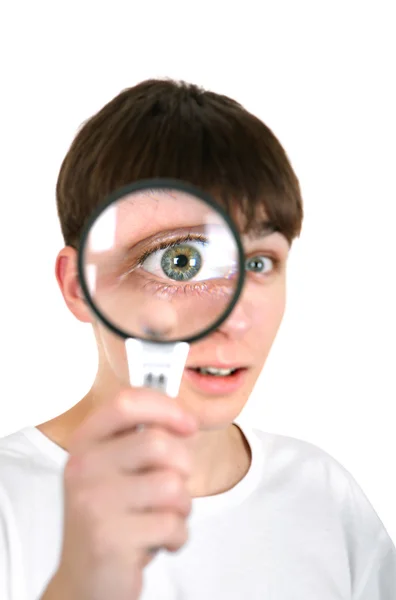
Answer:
[
  {"left": 166, "top": 226, "right": 288, "bottom": 429},
  {"left": 60, "top": 191, "right": 290, "bottom": 430}
]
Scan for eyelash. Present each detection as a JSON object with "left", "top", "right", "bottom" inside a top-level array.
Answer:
[
  {"left": 137, "top": 237, "right": 280, "bottom": 270},
  {"left": 136, "top": 234, "right": 208, "bottom": 267},
  {"left": 145, "top": 263, "right": 279, "bottom": 303},
  {"left": 124, "top": 237, "right": 281, "bottom": 300},
  {"left": 247, "top": 254, "right": 281, "bottom": 273}
]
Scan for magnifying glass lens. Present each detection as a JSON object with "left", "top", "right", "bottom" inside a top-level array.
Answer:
[{"left": 80, "top": 184, "right": 242, "bottom": 343}]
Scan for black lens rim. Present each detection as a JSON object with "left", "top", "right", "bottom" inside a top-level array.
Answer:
[{"left": 77, "top": 178, "right": 246, "bottom": 345}]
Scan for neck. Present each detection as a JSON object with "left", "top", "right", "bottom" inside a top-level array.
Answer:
[
  {"left": 89, "top": 371, "right": 251, "bottom": 497},
  {"left": 38, "top": 366, "right": 251, "bottom": 498}
]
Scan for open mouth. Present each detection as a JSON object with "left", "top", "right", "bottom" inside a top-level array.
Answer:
[
  {"left": 191, "top": 367, "right": 241, "bottom": 377},
  {"left": 187, "top": 366, "right": 243, "bottom": 377},
  {"left": 184, "top": 366, "right": 248, "bottom": 394}
]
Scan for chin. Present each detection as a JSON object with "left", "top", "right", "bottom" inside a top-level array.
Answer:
[{"left": 175, "top": 369, "right": 256, "bottom": 427}]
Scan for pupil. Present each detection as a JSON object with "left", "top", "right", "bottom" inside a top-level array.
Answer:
[
  {"left": 246, "top": 258, "right": 264, "bottom": 271},
  {"left": 161, "top": 244, "right": 202, "bottom": 281},
  {"left": 174, "top": 255, "right": 188, "bottom": 268}
]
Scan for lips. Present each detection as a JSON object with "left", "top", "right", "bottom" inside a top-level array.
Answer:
[
  {"left": 186, "top": 363, "right": 247, "bottom": 370},
  {"left": 184, "top": 366, "right": 249, "bottom": 395}
]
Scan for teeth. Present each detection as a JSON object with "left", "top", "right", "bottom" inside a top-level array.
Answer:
[{"left": 197, "top": 367, "right": 237, "bottom": 376}]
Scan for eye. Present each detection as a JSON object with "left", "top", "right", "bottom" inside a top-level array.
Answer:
[
  {"left": 161, "top": 243, "right": 202, "bottom": 281},
  {"left": 140, "top": 240, "right": 235, "bottom": 282},
  {"left": 245, "top": 255, "right": 275, "bottom": 274}
]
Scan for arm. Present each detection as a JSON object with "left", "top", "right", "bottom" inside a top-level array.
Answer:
[
  {"left": 341, "top": 471, "right": 396, "bottom": 599},
  {"left": 354, "top": 528, "right": 396, "bottom": 600}
]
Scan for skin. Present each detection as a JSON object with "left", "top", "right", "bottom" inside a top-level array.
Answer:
[{"left": 37, "top": 193, "right": 290, "bottom": 499}]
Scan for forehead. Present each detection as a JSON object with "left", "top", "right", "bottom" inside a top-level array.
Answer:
[
  {"left": 91, "top": 190, "right": 229, "bottom": 251},
  {"left": 117, "top": 190, "right": 220, "bottom": 238},
  {"left": 89, "top": 189, "right": 289, "bottom": 250}
]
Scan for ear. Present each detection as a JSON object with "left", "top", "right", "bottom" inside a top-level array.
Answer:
[{"left": 55, "top": 247, "right": 92, "bottom": 323}]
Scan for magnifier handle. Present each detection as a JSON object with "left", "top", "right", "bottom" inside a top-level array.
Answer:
[
  {"left": 125, "top": 339, "right": 190, "bottom": 398},
  {"left": 125, "top": 338, "right": 190, "bottom": 560}
]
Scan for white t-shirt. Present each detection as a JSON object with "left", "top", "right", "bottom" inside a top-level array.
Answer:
[{"left": 0, "top": 419, "right": 395, "bottom": 600}]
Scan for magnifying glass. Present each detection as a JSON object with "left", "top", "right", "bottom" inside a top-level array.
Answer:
[
  {"left": 77, "top": 179, "right": 245, "bottom": 564},
  {"left": 77, "top": 178, "right": 246, "bottom": 398}
]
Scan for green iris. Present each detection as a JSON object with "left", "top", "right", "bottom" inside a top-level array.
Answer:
[
  {"left": 245, "top": 257, "right": 266, "bottom": 272},
  {"left": 161, "top": 244, "right": 202, "bottom": 281}
]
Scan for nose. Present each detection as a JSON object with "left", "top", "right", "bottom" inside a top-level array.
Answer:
[
  {"left": 217, "top": 295, "right": 252, "bottom": 338},
  {"left": 137, "top": 298, "right": 179, "bottom": 340}
]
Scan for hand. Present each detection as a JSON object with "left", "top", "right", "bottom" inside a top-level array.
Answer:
[{"left": 42, "top": 387, "right": 197, "bottom": 600}]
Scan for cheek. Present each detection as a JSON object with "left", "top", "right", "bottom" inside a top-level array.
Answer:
[{"left": 249, "top": 283, "right": 286, "bottom": 348}]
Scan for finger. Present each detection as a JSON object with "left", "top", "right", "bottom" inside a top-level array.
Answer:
[
  {"left": 82, "top": 471, "right": 192, "bottom": 518},
  {"left": 70, "top": 388, "right": 197, "bottom": 452},
  {"left": 128, "top": 512, "right": 189, "bottom": 554},
  {"left": 129, "top": 470, "right": 192, "bottom": 517},
  {"left": 72, "top": 427, "right": 193, "bottom": 479}
]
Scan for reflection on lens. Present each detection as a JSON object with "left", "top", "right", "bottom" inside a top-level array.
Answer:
[{"left": 160, "top": 243, "right": 202, "bottom": 281}]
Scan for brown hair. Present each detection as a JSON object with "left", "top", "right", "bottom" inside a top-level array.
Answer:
[{"left": 56, "top": 79, "right": 303, "bottom": 248}]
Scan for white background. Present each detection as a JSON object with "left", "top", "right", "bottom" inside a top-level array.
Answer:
[{"left": 0, "top": 1, "right": 395, "bottom": 543}]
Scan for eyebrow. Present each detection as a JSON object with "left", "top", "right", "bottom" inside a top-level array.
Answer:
[
  {"left": 119, "top": 224, "right": 212, "bottom": 255},
  {"left": 244, "top": 220, "right": 277, "bottom": 239}
]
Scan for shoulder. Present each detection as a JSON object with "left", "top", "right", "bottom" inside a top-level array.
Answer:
[
  {"left": 252, "top": 427, "right": 355, "bottom": 489},
  {"left": 251, "top": 427, "right": 396, "bottom": 594},
  {"left": 0, "top": 429, "right": 36, "bottom": 471},
  {"left": 250, "top": 427, "right": 393, "bottom": 543},
  {"left": 0, "top": 428, "right": 47, "bottom": 467},
  {"left": 0, "top": 428, "right": 62, "bottom": 504}
]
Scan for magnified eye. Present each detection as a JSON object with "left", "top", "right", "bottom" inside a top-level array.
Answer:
[
  {"left": 161, "top": 243, "right": 202, "bottom": 281},
  {"left": 140, "top": 240, "right": 232, "bottom": 282}
]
